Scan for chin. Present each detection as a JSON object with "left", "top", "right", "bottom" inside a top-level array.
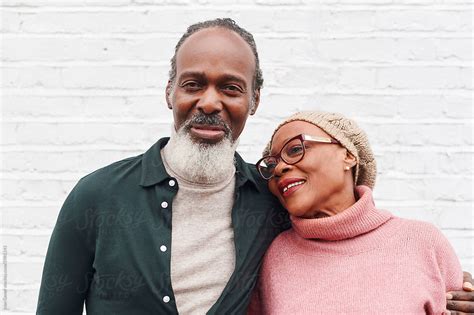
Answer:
[
  {"left": 284, "top": 204, "right": 308, "bottom": 218},
  {"left": 279, "top": 197, "right": 307, "bottom": 215}
]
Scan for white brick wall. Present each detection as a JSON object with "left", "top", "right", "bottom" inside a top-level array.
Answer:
[{"left": 1, "top": 0, "right": 473, "bottom": 312}]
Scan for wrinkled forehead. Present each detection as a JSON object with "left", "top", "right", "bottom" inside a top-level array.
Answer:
[{"left": 270, "top": 120, "right": 332, "bottom": 154}]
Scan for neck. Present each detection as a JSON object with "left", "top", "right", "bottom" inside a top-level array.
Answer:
[{"left": 305, "top": 183, "right": 357, "bottom": 219}]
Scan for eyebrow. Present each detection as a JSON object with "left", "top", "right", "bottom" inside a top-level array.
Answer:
[
  {"left": 177, "top": 71, "right": 248, "bottom": 89},
  {"left": 177, "top": 71, "right": 206, "bottom": 82},
  {"left": 269, "top": 135, "right": 299, "bottom": 156},
  {"left": 270, "top": 137, "right": 291, "bottom": 155}
]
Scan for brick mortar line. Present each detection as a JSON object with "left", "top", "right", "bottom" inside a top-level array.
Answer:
[
  {"left": 1, "top": 32, "right": 472, "bottom": 39},
  {"left": 0, "top": 283, "right": 41, "bottom": 289},
  {"left": 3, "top": 229, "right": 54, "bottom": 235},
  {"left": 1, "top": 4, "right": 472, "bottom": 11},
  {"left": 3, "top": 62, "right": 473, "bottom": 67},
  {"left": 2, "top": 5, "right": 312, "bottom": 11},
  {"left": 2, "top": 89, "right": 473, "bottom": 96},
  {"left": 318, "top": 4, "right": 474, "bottom": 10}
]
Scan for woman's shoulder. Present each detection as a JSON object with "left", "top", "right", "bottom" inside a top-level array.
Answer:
[
  {"left": 392, "top": 216, "right": 462, "bottom": 290},
  {"left": 390, "top": 216, "right": 452, "bottom": 248},
  {"left": 393, "top": 216, "right": 439, "bottom": 231}
]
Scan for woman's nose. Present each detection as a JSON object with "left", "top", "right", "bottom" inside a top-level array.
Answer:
[
  {"left": 196, "top": 88, "right": 223, "bottom": 114},
  {"left": 273, "top": 160, "right": 292, "bottom": 177}
]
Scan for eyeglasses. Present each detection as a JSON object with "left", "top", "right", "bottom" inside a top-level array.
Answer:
[{"left": 256, "top": 134, "right": 340, "bottom": 180}]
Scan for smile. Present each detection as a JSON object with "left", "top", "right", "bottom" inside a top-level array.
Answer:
[
  {"left": 281, "top": 180, "right": 306, "bottom": 198},
  {"left": 190, "top": 124, "right": 226, "bottom": 142}
]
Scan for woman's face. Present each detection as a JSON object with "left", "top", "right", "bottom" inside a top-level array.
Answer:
[{"left": 267, "top": 121, "right": 355, "bottom": 218}]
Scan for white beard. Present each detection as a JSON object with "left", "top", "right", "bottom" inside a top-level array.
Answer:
[{"left": 163, "top": 125, "right": 238, "bottom": 184}]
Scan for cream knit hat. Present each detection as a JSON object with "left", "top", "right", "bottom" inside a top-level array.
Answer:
[{"left": 263, "top": 111, "right": 377, "bottom": 189}]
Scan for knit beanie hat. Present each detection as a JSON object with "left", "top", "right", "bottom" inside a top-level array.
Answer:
[{"left": 263, "top": 111, "right": 377, "bottom": 189}]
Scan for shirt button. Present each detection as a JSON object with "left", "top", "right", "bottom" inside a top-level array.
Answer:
[
  {"left": 163, "top": 295, "right": 170, "bottom": 303},
  {"left": 160, "top": 245, "right": 167, "bottom": 252},
  {"left": 161, "top": 201, "right": 168, "bottom": 209},
  {"left": 168, "top": 179, "right": 176, "bottom": 187}
]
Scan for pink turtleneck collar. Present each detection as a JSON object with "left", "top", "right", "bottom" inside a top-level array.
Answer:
[{"left": 291, "top": 186, "right": 393, "bottom": 241}]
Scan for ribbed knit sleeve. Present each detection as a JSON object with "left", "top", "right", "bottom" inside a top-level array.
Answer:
[{"left": 431, "top": 226, "right": 464, "bottom": 292}]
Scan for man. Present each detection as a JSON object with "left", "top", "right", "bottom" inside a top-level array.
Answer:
[{"left": 37, "top": 18, "right": 473, "bottom": 314}]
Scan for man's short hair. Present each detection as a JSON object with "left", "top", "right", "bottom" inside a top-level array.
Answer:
[{"left": 169, "top": 18, "right": 264, "bottom": 94}]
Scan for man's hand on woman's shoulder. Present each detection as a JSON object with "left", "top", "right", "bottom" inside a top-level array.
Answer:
[{"left": 446, "top": 271, "right": 474, "bottom": 314}]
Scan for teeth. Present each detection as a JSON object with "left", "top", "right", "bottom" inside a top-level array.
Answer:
[{"left": 282, "top": 181, "right": 305, "bottom": 193}]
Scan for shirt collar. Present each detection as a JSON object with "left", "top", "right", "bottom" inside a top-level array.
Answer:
[
  {"left": 139, "top": 137, "right": 263, "bottom": 192},
  {"left": 234, "top": 151, "right": 264, "bottom": 192},
  {"left": 139, "top": 137, "right": 172, "bottom": 187}
]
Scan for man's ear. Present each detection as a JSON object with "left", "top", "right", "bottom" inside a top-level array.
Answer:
[
  {"left": 165, "top": 80, "right": 173, "bottom": 110},
  {"left": 344, "top": 150, "right": 357, "bottom": 168},
  {"left": 250, "top": 89, "right": 260, "bottom": 115}
]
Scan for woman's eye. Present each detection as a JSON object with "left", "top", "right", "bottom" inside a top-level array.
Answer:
[
  {"left": 286, "top": 145, "right": 303, "bottom": 156},
  {"left": 266, "top": 162, "right": 277, "bottom": 170},
  {"left": 262, "top": 158, "right": 277, "bottom": 170}
]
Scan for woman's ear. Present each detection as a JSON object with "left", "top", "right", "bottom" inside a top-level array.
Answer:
[{"left": 344, "top": 150, "right": 357, "bottom": 169}]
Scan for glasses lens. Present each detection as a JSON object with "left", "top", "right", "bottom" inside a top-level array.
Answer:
[
  {"left": 282, "top": 138, "right": 304, "bottom": 164},
  {"left": 258, "top": 156, "right": 278, "bottom": 179}
]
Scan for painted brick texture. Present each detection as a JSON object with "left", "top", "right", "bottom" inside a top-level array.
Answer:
[{"left": 1, "top": 0, "right": 473, "bottom": 313}]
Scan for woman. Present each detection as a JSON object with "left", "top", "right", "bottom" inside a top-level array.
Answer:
[{"left": 249, "top": 111, "right": 463, "bottom": 314}]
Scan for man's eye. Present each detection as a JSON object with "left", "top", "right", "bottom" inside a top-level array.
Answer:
[
  {"left": 223, "top": 85, "right": 243, "bottom": 94},
  {"left": 181, "top": 81, "right": 202, "bottom": 90}
]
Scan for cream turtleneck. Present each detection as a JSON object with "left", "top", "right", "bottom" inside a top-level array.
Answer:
[{"left": 161, "top": 144, "right": 236, "bottom": 315}]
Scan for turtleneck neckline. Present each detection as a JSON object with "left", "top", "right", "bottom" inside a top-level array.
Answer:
[{"left": 291, "top": 186, "right": 392, "bottom": 241}]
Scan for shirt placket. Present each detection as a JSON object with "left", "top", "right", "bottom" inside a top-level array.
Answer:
[{"left": 154, "top": 177, "right": 179, "bottom": 313}]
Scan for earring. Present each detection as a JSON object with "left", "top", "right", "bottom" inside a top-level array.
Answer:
[{"left": 344, "top": 166, "right": 350, "bottom": 171}]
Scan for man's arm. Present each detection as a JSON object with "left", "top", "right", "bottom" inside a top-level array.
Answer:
[
  {"left": 446, "top": 271, "right": 474, "bottom": 314},
  {"left": 36, "top": 181, "right": 96, "bottom": 314}
]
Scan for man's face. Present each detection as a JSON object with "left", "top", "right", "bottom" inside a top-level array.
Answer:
[{"left": 166, "top": 27, "right": 260, "bottom": 144}]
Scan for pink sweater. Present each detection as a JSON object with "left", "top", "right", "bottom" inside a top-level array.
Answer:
[{"left": 248, "top": 186, "right": 462, "bottom": 315}]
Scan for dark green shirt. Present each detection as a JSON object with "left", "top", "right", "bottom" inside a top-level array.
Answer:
[{"left": 37, "top": 138, "right": 289, "bottom": 315}]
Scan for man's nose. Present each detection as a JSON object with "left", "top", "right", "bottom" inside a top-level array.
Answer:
[{"left": 196, "top": 87, "right": 223, "bottom": 114}]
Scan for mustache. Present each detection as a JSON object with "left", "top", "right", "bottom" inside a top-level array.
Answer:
[{"left": 184, "top": 113, "right": 231, "bottom": 136}]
